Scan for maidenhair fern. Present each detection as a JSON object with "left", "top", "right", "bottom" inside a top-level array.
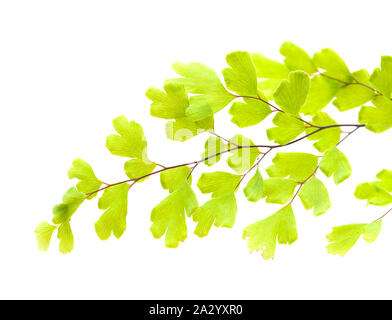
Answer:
[{"left": 36, "top": 42, "right": 392, "bottom": 259}]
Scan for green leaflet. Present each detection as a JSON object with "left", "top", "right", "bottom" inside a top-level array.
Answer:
[
  {"left": 251, "top": 53, "right": 289, "bottom": 79},
  {"left": 300, "top": 76, "right": 341, "bottom": 115},
  {"left": 354, "top": 182, "right": 392, "bottom": 206},
  {"left": 266, "top": 152, "right": 318, "bottom": 182},
  {"left": 359, "top": 95, "right": 392, "bottom": 133},
  {"left": 197, "top": 171, "right": 241, "bottom": 198},
  {"left": 106, "top": 116, "right": 148, "bottom": 159},
  {"left": 326, "top": 221, "right": 382, "bottom": 256},
  {"left": 52, "top": 187, "right": 85, "bottom": 225},
  {"left": 165, "top": 116, "right": 214, "bottom": 142},
  {"left": 243, "top": 169, "right": 264, "bottom": 202},
  {"left": 266, "top": 112, "right": 305, "bottom": 145},
  {"left": 243, "top": 205, "right": 297, "bottom": 260},
  {"left": 57, "top": 220, "right": 74, "bottom": 254},
  {"left": 280, "top": 41, "right": 317, "bottom": 74},
  {"left": 95, "top": 183, "right": 129, "bottom": 240},
  {"left": 160, "top": 166, "right": 192, "bottom": 193},
  {"left": 376, "top": 169, "right": 392, "bottom": 192},
  {"left": 151, "top": 183, "right": 198, "bottom": 248},
  {"left": 193, "top": 192, "right": 237, "bottom": 237},
  {"left": 68, "top": 158, "right": 102, "bottom": 199},
  {"left": 227, "top": 134, "right": 260, "bottom": 174},
  {"left": 333, "top": 69, "right": 375, "bottom": 111},
  {"left": 124, "top": 158, "right": 156, "bottom": 182},
  {"left": 146, "top": 80, "right": 188, "bottom": 119},
  {"left": 201, "top": 136, "right": 226, "bottom": 166},
  {"left": 222, "top": 51, "right": 258, "bottom": 97},
  {"left": 313, "top": 48, "right": 352, "bottom": 82},
  {"left": 273, "top": 71, "right": 310, "bottom": 115},
  {"left": 261, "top": 178, "right": 297, "bottom": 204},
  {"left": 370, "top": 56, "right": 392, "bottom": 98},
  {"left": 305, "top": 112, "right": 340, "bottom": 152},
  {"left": 173, "top": 62, "right": 234, "bottom": 120},
  {"left": 319, "top": 147, "right": 352, "bottom": 184},
  {"left": 299, "top": 176, "right": 331, "bottom": 216},
  {"left": 229, "top": 97, "right": 271, "bottom": 128},
  {"left": 35, "top": 221, "right": 57, "bottom": 251},
  {"left": 258, "top": 79, "right": 284, "bottom": 100}
]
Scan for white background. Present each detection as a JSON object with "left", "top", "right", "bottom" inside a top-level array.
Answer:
[{"left": 1, "top": 0, "right": 392, "bottom": 299}]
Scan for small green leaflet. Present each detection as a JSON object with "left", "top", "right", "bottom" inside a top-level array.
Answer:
[
  {"left": 151, "top": 183, "right": 198, "bottom": 248},
  {"left": 370, "top": 56, "right": 392, "bottom": 98},
  {"left": 243, "top": 205, "right": 297, "bottom": 260},
  {"left": 359, "top": 96, "right": 392, "bottom": 133},
  {"left": 52, "top": 187, "right": 85, "bottom": 225},
  {"left": 197, "top": 171, "right": 241, "bottom": 198},
  {"left": 58, "top": 220, "right": 74, "bottom": 254},
  {"left": 251, "top": 53, "right": 289, "bottom": 79},
  {"left": 326, "top": 221, "right": 382, "bottom": 256},
  {"left": 68, "top": 158, "right": 102, "bottom": 199},
  {"left": 222, "top": 51, "right": 258, "bottom": 96},
  {"left": 299, "top": 176, "right": 331, "bottom": 216},
  {"left": 273, "top": 71, "right": 310, "bottom": 115},
  {"left": 280, "top": 41, "right": 317, "bottom": 74},
  {"left": 227, "top": 134, "right": 260, "bottom": 173},
  {"left": 376, "top": 169, "right": 392, "bottom": 192},
  {"left": 35, "top": 221, "right": 57, "bottom": 251},
  {"left": 146, "top": 80, "right": 188, "bottom": 119},
  {"left": 313, "top": 48, "right": 352, "bottom": 82},
  {"left": 193, "top": 192, "right": 237, "bottom": 237},
  {"left": 106, "top": 116, "right": 148, "bottom": 158},
  {"left": 305, "top": 112, "right": 340, "bottom": 152},
  {"left": 266, "top": 113, "right": 305, "bottom": 145},
  {"left": 333, "top": 69, "right": 375, "bottom": 111},
  {"left": 300, "top": 76, "right": 341, "bottom": 115},
  {"left": 266, "top": 152, "right": 318, "bottom": 182},
  {"left": 201, "top": 136, "right": 226, "bottom": 166},
  {"left": 229, "top": 97, "right": 271, "bottom": 128},
  {"left": 261, "top": 178, "right": 297, "bottom": 204},
  {"left": 172, "top": 62, "right": 234, "bottom": 120},
  {"left": 165, "top": 116, "right": 214, "bottom": 142},
  {"left": 244, "top": 169, "right": 264, "bottom": 202},
  {"left": 160, "top": 166, "right": 192, "bottom": 193},
  {"left": 124, "top": 158, "right": 156, "bottom": 182},
  {"left": 95, "top": 183, "right": 129, "bottom": 240},
  {"left": 354, "top": 182, "right": 392, "bottom": 206},
  {"left": 319, "top": 147, "right": 352, "bottom": 184}
]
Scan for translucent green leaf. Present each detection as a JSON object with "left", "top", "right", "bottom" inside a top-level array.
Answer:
[
  {"left": 300, "top": 76, "right": 341, "bottom": 115},
  {"left": 243, "top": 169, "right": 264, "bottom": 202},
  {"left": 95, "top": 184, "right": 129, "bottom": 240},
  {"left": 370, "top": 56, "right": 392, "bottom": 98},
  {"left": 258, "top": 79, "right": 284, "bottom": 100},
  {"left": 243, "top": 205, "right": 297, "bottom": 260},
  {"left": 266, "top": 112, "right": 305, "bottom": 145},
  {"left": 146, "top": 80, "right": 188, "bottom": 119},
  {"left": 354, "top": 182, "right": 392, "bottom": 206},
  {"left": 193, "top": 192, "right": 237, "bottom": 237},
  {"left": 313, "top": 48, "right": 352, "bottom": 82},
  {"left": 106, "top": 116, "right": 147, "bottom": 158},
  {"left": 261, "top": 178, "right": 297, "bottom": 204},
  {"left": 227, "top": 134, "right": 260, "bottom": 173},
  {"left": 173, "top": 62, "right": 234, "bottom": 120},
  {"left": 124, "top": 159, "right": 156, "bottom": 182},
  {"left": 201, "top": 136, "right": 226, "bottom": 166},
  {"left": 280, "top": 41, "right": 317, "bottom": 74},
  {"left": 229, "top": 97, "right": 271, "bottom": 128},
  {"left": 57, "top": 220, "right": 74, "bottom": 254},
  {"left": 319, "top": 147, "right": 351, "bottom": 184},
  {"left": 160, "top": 166, "right": 192, "bottom": 193},
  {"left": 359, "top": 96, "right": 392, "bottom": 133},
  {"left": 376, "top": 169, "right": 392, "bottom": 192},
  {"left": 35, "top": 221, "right": 57, "bottom": 251},
  {"left": 165, "top": 116, "right": 213, "bottom": 142},
  {"left": 305, "top": 112, "right": 340, "bottom": 152},
  {"left": 266, "top": 152, "right": 318, "bottom": 182},
  {"left": 251, "top": 53, "right": 289, "bottom": 79},
  {"left": 151, "top": 183, "right": 198, "bottom": 248},
  {"left": 273, "top": 71, "right": 310, "bottom": 115},
  {"left": 222, "top": 51, "right": 258, "bottom": 96},
  {"left": 299, "top": 176, "right": 331, "bottom": 216},
  {"left": 197, "top": 171, "right": 241, "bottom": 198},
  {"left": 52, "top": 187, "right": 85, "bottom": 225},
  {"left": 326, "top": 221, "right": 382, "bottom": 256},
  {"left": 67, "top": 158, "right": 102, "bottom": 199},
  {"left": 333, "top": 70, "right": 375, "bottom": 111}
]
